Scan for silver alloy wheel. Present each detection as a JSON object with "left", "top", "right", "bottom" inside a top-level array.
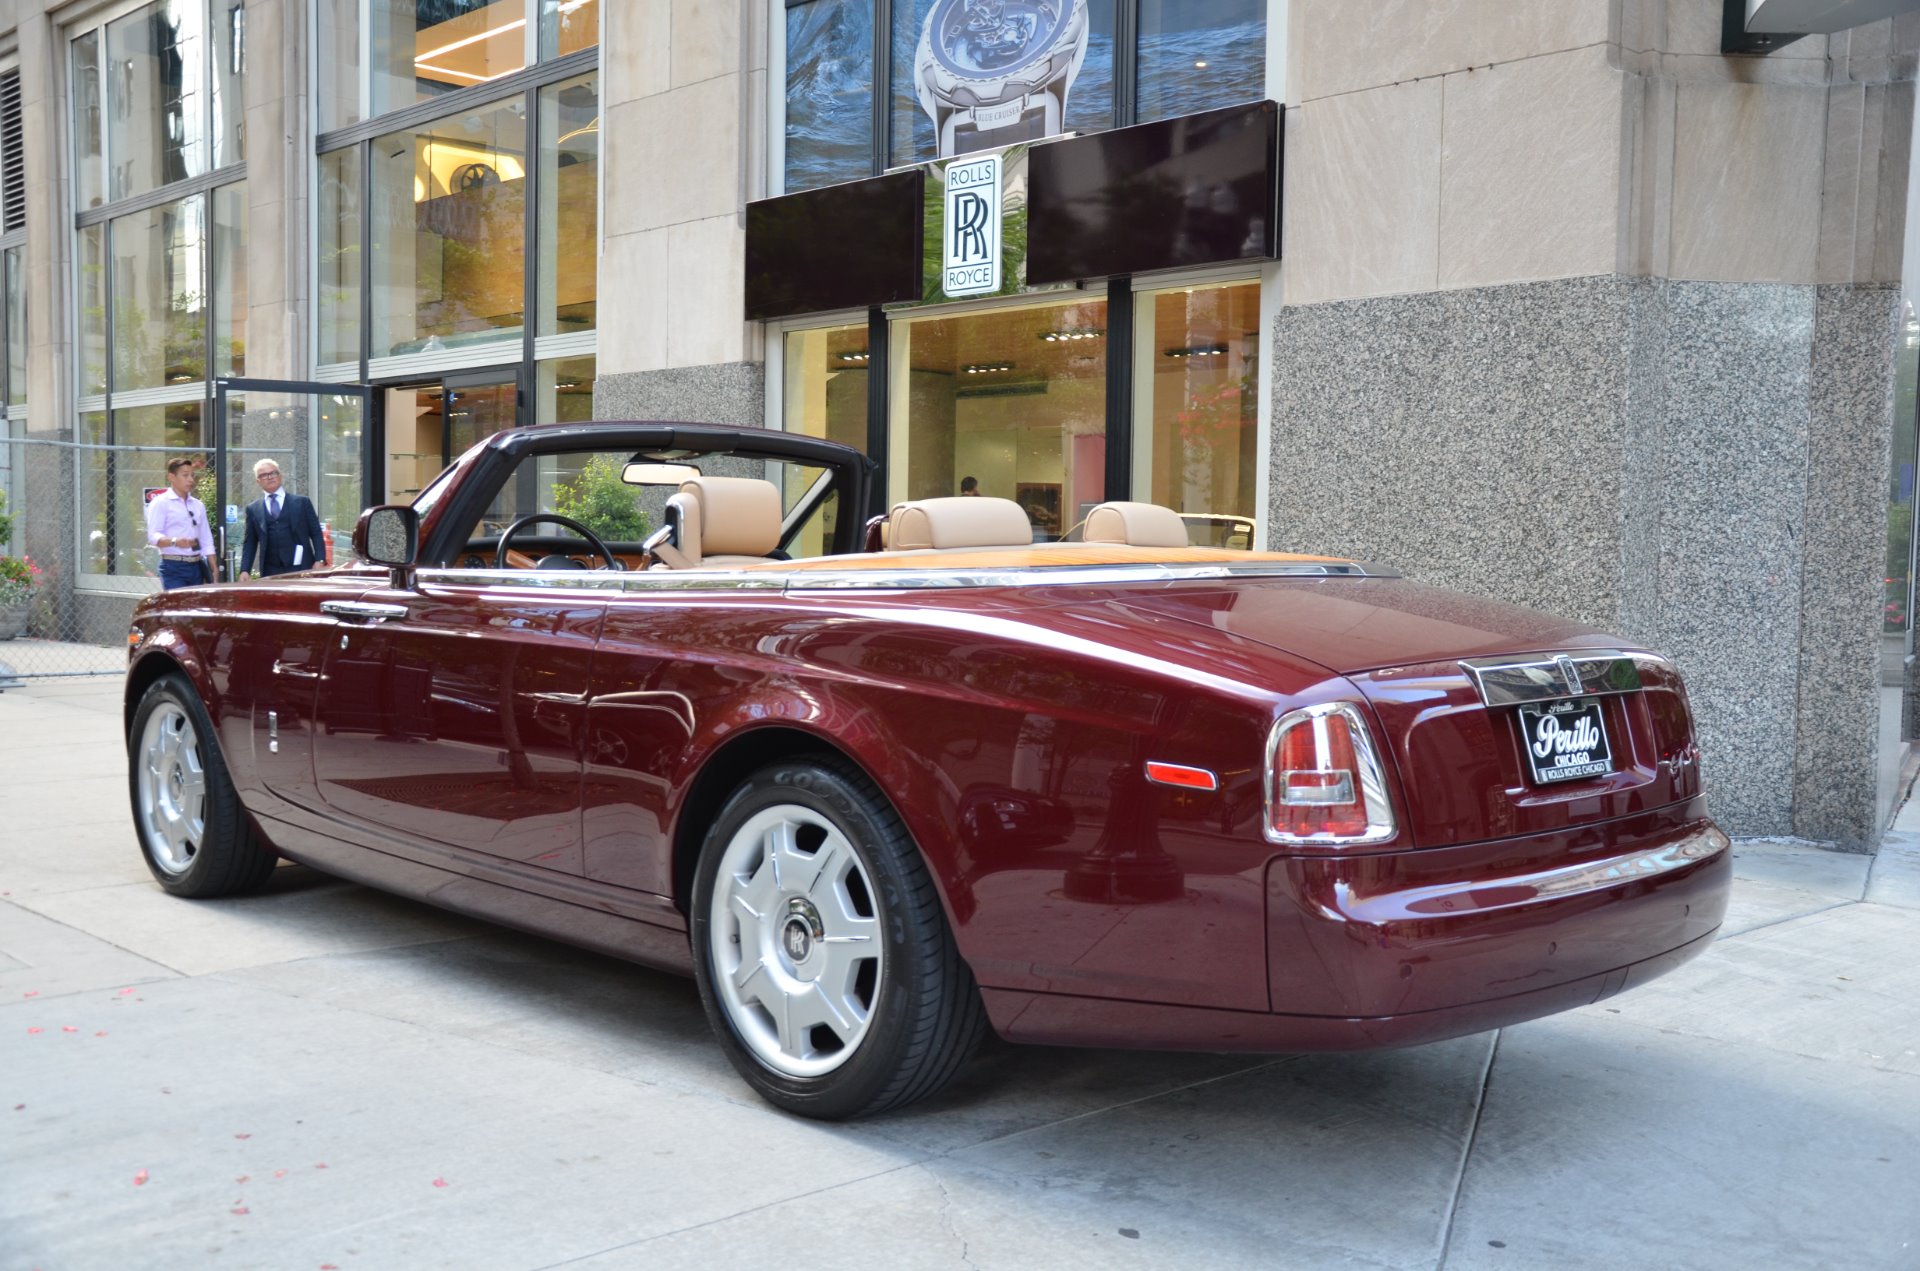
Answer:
[
  {"left": 708, "top": 804, "right": 883, "bottom": 1077},
  {"left": 135, "top": 701, "right": 207, "bottom": 876}
]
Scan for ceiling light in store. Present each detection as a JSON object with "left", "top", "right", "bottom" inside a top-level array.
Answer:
[
  {"left": 962, "top": 362, "right": 1015, "bottom": 375},
  {"left": 835, "top": 352, "right": 870, "bottom": 363},
  {"left": 1164, "top": 344, "right": 1230, "bottom": 359},
  {"left": 416, "top": 18, "right": 527, "bottom": 64},
  {"left": 1040, "top": 329, "right": 1104, "bottom": 342}
]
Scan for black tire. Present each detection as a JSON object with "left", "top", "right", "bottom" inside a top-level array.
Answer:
[
  {"left": 689, "top": 756, "right": 988, "bottom": 1119},
  {"left": 127, "top": 672, "right": 278, "bottom": 898}
]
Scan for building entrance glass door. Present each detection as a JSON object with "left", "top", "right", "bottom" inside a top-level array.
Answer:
[
  {"left": 381, "top": 366, "right": 525, "bottom": 502},
  {"left": 212, "top": 379, "right": 374, "bottom": 581}
]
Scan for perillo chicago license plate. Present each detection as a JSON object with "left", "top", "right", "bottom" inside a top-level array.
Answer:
[{"left": 1517, "top": 698, "right": 1613, "bottom": 784}]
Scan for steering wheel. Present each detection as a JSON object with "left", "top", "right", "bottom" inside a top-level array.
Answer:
[{"left": 493, "top": 513, "right": 618, "bottom": 571}]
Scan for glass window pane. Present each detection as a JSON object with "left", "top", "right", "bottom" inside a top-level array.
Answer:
[
  {"left": 540, "top": 0, "right": 597, "bottom": 58},
  {"left": 538, "top": 72, "right": 596, "bottom": 336},
  {"left": 212, "top": 0, "right": 246, "bottom": 166},
  {"left": 5, "top": 248, "right": 25, "bottom": 408},
  {"left": 1132, "top": 280, "right": 1259, "bottom": 544},
  {"left": 90, "top": 402, "right": 204, "bottom": 577},
  {"left": 892, "top": 296, "right": 1107, "bottom": 536},
  {"left": 107, "top": 0, "right": 210, "bottom": 201},
  {"left": 318, "top": 148, "right": 364, "bottom": 366},
  {"left": 318, "top": 0, "right": 362, "bottom": 131},
  {"left": 112, "top": 197, "right": 209, "bottom": 392},
  {"left": 535, "top": 355, "right": 595, "bottom": 424},
  {"left": 1136, "top": 0, "right": 1266, "bottom": 124},
  {"left": 373, "top": 0, "right": 529, "bottom": 118},
  {"left": 372, "top": 100, "right": 528, "bottom": 358},
  {"left": 213, "top": 182, "right": 247, "bottom": 377},
  {"left": 785, "top": 0, "right": 873, "bottom": 192},
  {"left": 79, "top": 225, "right": 109, "bottom": 397},
  {"left": 890, "top": 0, "right": 1113, "bottom": 166},
  {"left": 317, "top": 392, "right": 366, "bottom": 560},
  {"left": 72, "top": 31, "right": 106, "bottom": 211},
  {"left": 782, "top": 324, "right": 870, "bottom": 559}
]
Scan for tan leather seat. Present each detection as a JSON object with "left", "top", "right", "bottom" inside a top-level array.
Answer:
[
  {"left": 885, "top": 496, "right": 1033, "bottom": 551},
  {"left": 1083, "top": 501, "right": 1190, "bottom": 548},
  {"left": 651, "top": 476, "right": 783, "bottom": 568}
]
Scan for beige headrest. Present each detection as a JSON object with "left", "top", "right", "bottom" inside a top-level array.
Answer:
[
  {"left": 888, "top": 497, "right": 1032, "bottom": 551},
  {"left": 681, "top": 476, "right": 781, "bottom": 557},
  {"left": 1084, "top": 502, "right": 1189, "bottom": 548},
  {"left": 652, "top": 490, "right": 703, "bottom": 568}
]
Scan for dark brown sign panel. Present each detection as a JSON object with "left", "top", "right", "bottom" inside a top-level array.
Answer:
[
  {"left": 1026, "top": 100, "right": 1281, "bottom": 285},
  {"left": 744, "top": 171, "right": 927, "bottom": 321}
]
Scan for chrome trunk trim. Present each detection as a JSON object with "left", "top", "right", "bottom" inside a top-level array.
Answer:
[{"left": 1460, "top": 651, "right": 1644, "bottom": 707}]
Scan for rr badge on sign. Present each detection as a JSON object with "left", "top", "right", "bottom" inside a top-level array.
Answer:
[{"left": 942, "top": 154, "right": 1002, "bottom": 298}]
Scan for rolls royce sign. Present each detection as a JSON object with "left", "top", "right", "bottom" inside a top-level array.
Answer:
[{"left": 942, "top": 154, "right": 1002, "bottom": 297}]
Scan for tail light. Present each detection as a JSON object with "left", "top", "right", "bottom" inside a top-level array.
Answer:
[{"left": 1264, "top": 702, "right": 1396, "bottom": 846}]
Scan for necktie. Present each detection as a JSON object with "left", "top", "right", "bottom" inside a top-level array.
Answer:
[{"left": 269, "top": 493, "right": 280, "bottom": 520}]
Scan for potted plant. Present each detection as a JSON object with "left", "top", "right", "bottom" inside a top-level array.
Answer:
[{"left": 0, "top": 491, "right": 39, "bottom": 640}]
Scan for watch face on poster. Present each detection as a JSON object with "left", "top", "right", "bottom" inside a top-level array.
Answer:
[{"left": 916, "top": 0, "right": 1089, "bottom": 159}]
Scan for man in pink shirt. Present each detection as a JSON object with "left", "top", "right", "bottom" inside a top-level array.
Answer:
[{"left": 144, "top": 456, "right": 217, "bottom": 590}]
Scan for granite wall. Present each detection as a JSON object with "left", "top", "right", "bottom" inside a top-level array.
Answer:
[
  {"left": 1271, "top": 275, "right": 1899, "bottom": 849},
  {"left": 594, "top": 363, "right": 766, "bottom": 430}
]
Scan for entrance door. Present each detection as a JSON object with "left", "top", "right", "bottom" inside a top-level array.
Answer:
[
  {"left": 380, "top": 366, "right": 525, "bottom": 503},
  {"left": 213, "top": 379, "right": 375, "bottom": 581}
]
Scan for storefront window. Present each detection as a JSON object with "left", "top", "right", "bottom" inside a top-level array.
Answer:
[
  {"left": 111, "top": 197, "right": 209, "bottom": 392},
  {"left": 85, "top": 401, "right": 203, "bottom": 577},
  {"left": 79, "top": 225, "right": 108, "bottom": 396},
  {"left": 317, "top": 0, "right": 361, "bottom": 132},
  {"left": 1132, "top": 280, "right": 1259, "bottom": 543},
  {"left": 538, "top": 72, "right": 597, "bottom": 336},
  {"left": 1136, "top": 0, "right": 1266, "bottom": 124},
  {"left": 371, "top": 98, "right": 528, "bottom": 358},
  {"left": 888, "top": 0, "right": 1115, "bottom": 167},
  {"left": 536, "top": 356, "right": 595, "bottom": 424},
  {"left": 318, "top": 392, "right": 367, "bottom": 548},
  {"left": 540, "top": 0, "right": 599, "bottom": 59},
  {"left": 72, "top": 31, "right": 106, "bottom": 210},
  {"left": 318, "top": 148, "right": 362, "bottom": 366},
  {"left": 891, "top": 297, "right": 1107, "bottom": 535},
  {"left": 372, "top": 0, "right": 529, "bottom": 118},
  {"left": 107, "top": 0, "right": 209, "bottom": 201},
  {"left": 212, "top": 183, "right": 247, "bottom": 377},
  {"left": 212, "top": 0, "right": 245, "bottom": 166},
  {"left": 783, "top": 324, "right": 870, "bottom": 454},
  {"left": 5, "top": 248, "right": 24, "bottom": 408},
  {"left": 785, "top": 0, "right": 874, "bottom": 193}
]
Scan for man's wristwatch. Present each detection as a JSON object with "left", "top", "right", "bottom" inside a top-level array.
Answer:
[{"left": 914, "top": 0, "right": 1090, "bottom": 159}]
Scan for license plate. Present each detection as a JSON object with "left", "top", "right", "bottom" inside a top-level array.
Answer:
[{"left": 1517, "top": 698, "right": 1614, "bottom": 785}]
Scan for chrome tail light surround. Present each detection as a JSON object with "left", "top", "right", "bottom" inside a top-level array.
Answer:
[{"left": 1263, "top": 701, "right": 1398, "bottom": 847}]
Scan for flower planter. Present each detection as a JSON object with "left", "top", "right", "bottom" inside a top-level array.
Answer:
[{"left": 0, "top": 599, "right": 27, "bottom": 640}]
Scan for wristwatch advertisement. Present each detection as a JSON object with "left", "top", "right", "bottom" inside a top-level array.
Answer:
[{"left": 915, "top": 0, "right": 1090, "bottom": 159}]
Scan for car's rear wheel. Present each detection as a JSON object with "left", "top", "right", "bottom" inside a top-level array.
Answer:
[
  {"left": 128, "top": 672, "right": 277, "bottom": 898},
  {"left": 690, "top": 757, "right": 987, "bottom": 1119}
]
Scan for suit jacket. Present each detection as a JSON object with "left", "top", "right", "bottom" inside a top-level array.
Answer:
[{"left": 241, "top": 491, "right": 327, "bottom": 577}]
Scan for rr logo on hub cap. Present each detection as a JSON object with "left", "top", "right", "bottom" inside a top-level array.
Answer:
[{"left": 782, "top": 897, "right": 825, "bottom": 964}]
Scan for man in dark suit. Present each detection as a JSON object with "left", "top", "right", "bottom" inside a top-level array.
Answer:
[{"left": 238, "top": 459, "right": 328, "bottom": 581}]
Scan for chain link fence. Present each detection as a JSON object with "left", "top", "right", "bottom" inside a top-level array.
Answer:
[{"left": 1, "top": 432, "right": 164, "bottom": 682}]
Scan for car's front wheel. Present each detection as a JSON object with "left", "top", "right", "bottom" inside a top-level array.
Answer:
[
  {"left": 128, "top": 671, "right": 277, "bottom": 898},
  {"left": 690, "top": 757, "right": 987, "bottom": 1119}
]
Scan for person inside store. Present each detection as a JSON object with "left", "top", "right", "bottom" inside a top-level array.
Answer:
[
  {"left": 960, "top": 475, "right": 980, "bottom": 496},
  {"left": 239, "top": 458, "right": 328, "bottom": 581},
  {"left": 145, "top": 455, "right": 217, "bottom": 590}
]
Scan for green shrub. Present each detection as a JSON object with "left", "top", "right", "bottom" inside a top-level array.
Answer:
[{"left": 553, "top": 455, "right": 650, "bottom": 542}]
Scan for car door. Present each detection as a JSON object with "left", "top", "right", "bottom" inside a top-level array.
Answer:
[{"left": 311, "top": 572, "right": 609, "bottom": 872}]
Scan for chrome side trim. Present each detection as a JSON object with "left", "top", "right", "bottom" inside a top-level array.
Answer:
[
  {"left": 412, "top": 559, "right": 1397, "bottom": 595},
  {"left": 1459, "top": 651, "right": 1643, "bottom": 708}
]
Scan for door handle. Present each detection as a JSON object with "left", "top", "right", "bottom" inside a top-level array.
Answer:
[{"left": 321, "top": 600, "right": 409, "bottom": 624}]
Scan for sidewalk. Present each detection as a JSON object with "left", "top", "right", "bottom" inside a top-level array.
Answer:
[{"left": 1, "top": 677, "right": 1916, "bottom": 1270}]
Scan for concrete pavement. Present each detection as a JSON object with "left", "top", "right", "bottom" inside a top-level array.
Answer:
[{"left": 2, "top": 676, "right": 1917, "bottom": 1270}]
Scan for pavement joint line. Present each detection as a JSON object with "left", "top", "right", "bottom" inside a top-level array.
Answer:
[
  {"left": 1716, "top": 898, "right": 1862, "bottom": 941},
  {"left": 528, "top": 1160, "right": 930, "bottom": 1268},
  {"left": 1432, "top": 1028, "right": 1499, "bottom": 1271},
  {"left": 0, "top": 894, "right": 194, "bottom": 977}
]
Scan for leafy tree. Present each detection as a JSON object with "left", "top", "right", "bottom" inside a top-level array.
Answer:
[{"left": 553, "top": 455, "right": 650, "bottom": 542}]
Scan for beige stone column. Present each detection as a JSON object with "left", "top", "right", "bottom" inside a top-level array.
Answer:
[{"left": 242, "top": 0, "right": 308, "bottom": 382}]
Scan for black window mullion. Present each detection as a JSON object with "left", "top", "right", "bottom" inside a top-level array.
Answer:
[
  {"left": 865, "top": 305, "right": 889, "bottom": 515},
  {"left": 870, "top": 0, "right": 891, "bottom": 176},
  {"left": 1113, "top": 2, "right": 1138, "bottom": 127},
  {"left": 1104, "top": 275, "right": 1133, "bottom": 502},
  {"left": 358, "top": 140, "right": 372, "bottom": 380}
]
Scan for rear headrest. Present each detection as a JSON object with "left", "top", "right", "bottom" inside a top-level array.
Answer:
[
  {"left": 1083, "top": 502, "right": 1189, "bottom": 548},
  {"left": 681, "top": 476, "right": 781, "bottom": 557},
  {"left": 888, "top": 497, "right": 1032, "bottom": 550}
]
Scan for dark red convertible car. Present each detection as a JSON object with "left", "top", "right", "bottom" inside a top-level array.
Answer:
[{"left": 125, "top": 422, "right": 1729, "bottom": 1119}]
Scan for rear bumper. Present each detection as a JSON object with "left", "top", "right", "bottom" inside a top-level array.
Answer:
[{"left": 981, "top": 799, "right": 1730, "bottom": 1052}]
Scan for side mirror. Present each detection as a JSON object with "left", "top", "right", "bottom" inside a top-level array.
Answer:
[{"left": 354, "top": 505, "right": 420, "bottom": 588}]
